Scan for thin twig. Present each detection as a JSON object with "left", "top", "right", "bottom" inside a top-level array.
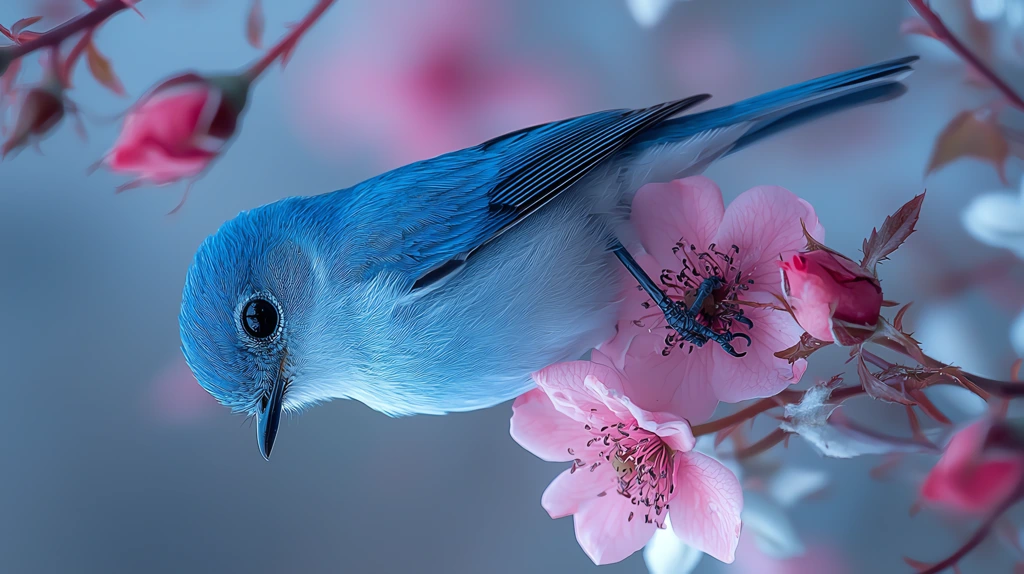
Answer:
[
  {"left": 908, "top": 0, "right": 1024, "bottom": 110},
  {"left": 6, "top": 0, "right": 137, "bottom": 62}
]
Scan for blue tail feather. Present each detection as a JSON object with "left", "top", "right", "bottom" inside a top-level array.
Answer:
[{"left": 632, "top": 55, "right": 918, "bottom": 147}]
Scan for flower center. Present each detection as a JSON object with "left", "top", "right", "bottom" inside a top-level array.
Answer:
[
  {"left": 569, "top": 421, "right": 675, "bottom": 527},
  {"left": 634, "top": 239, "right": 755, "bottom": 356}
]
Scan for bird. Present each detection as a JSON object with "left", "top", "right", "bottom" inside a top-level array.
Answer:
[{"left": 179, "top": 55, "right": 918, "bottom": 459}]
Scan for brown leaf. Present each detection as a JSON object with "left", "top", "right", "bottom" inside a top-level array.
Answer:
[
  {"left": 861, "top": 193, "right": 926, "bottom": 271},
  {"left": 85, "top": 41, "right": 125, "bottom": 96},
  {"left": 857, "top": 353, "right": 916, "bottom": 405},
  {"left": 11, "top": 17, "right": 42, "bottom": 38},
  {"left": 927, "top": 107, "right": 1010, "bottom": 183},
  {"left": 246, "top": 0, "right": 265, "bottom": 49},
  {"left": 774, "top": 332, "right": 833, "bottom": 364}
]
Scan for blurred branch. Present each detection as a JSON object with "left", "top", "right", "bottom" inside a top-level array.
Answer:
[
  {"left": 5, "top": 1, "right": 138, "bottom": 62},
  {"left": 908, "top": 0, "right": 1024, "bottom": 110}
]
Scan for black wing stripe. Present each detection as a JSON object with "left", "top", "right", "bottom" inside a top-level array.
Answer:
[
  {"left": 491, "top": 96, "right": 708, "bottom": 212},
  {"left": 468, "top": 94, "right": 711, "bottom": 254},
  {"left": 491, "top": 114, "right": 621, "bottom": 206},
  {"left": 498, "top": 108, "right": 665, "bottom": 206}
]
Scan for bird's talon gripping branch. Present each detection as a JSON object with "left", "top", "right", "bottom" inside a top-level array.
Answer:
[{"left": 613, "top": 241, "right": 751, "bottom": 358}]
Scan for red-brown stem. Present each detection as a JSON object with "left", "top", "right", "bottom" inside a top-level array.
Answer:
[
  {"left": 691, "top": 390, "right": 802, "bottom": 437},
  {"left": 908, "top": 0, "right": 1024, "bottom": 110},
  {"left": 243, "top": 0, "right": 336, "bottom": 82},
  {"left": 6, "top": 0, "right": 136, "bottom": 61},
  {"left": 734, "top": 428, "right": 788, "bottom": 459},
  {"left": 915, "top": 491, "right": 1020, "bottom": 574}
]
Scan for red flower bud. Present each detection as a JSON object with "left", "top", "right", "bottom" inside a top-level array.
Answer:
[
  {"left": 921, "top": 419, "right": 1024, "bottom": 515},
  {"left": 779, "top": 250, "right": 883, "bottom": 345},
  {"left": 102, "top": 72, "right": 251, "bottom": 188}
]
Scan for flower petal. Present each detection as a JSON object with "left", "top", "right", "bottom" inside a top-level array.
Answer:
[
  {"left": 669, "top": 451, "right": 743, "bottom": 564},
  {"left": 573, "top": 481, "right": 658, "bottom": 564},
  {"left": 589, "top": 349, "right": 696, "bottom": 451},
  {"left": 542, "top": 465, "right": 618, "bottom": 520},
  {"left": 708, "top": 301, "right": 806, "bottom": 403},
  {"left": 532, "top": 361, "right": 630, "bottom": 425},
  {"left": 510, "top": 389, "right": 593, "bottom": 462},
  {"left": 713, "top": 185, "right": 823, "bottom": 294},
  {"left": 632, "top": 176, "right": 726, "bottom": 270}
]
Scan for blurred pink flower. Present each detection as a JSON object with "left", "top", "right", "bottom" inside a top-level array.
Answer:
[
  {"left": 291, "top": 0, "right": 580, "bottom": 166},
  {"left": 598, "top": 176, "right": 818, "bottom": 423},
  {"left": 921, "top": 419, "right": 1024, "bottom": 515},
  {"left": 510, "top": 354, "right": 742, "bottom": 566},
  {"left": 779, "top": 249, "right": 883, "bottom": 345},
  {"left": 148, "top": 356, "right": 220, "bottom": 424},
  {"left": 101, "top": 73, "right": 249, "bottom": 197}
]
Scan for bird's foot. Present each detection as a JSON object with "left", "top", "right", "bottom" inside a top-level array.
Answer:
[{"left": 661, "top": 277, "right": 751, "bottom": 358}]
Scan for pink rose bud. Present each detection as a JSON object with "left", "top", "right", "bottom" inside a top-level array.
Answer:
[
  {"left": 921, "top": 420, "right": 1024, "bottom": 515},
  {"left": 102, "top": 72, "right": 251, "bottom": 188},
  {"left": 779, "top": 250, "right": 883, "bottom": 345},
  {"left": 2, "top": 79, "right": 64, "bottom": 158}
]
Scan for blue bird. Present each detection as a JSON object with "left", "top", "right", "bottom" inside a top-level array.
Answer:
[{"left": 180, "top": 56, "right": 917, "bottom": 459}]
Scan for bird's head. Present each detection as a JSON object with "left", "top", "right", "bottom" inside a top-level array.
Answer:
[{"left": 179, "top": 202, "right": 323, "bottom": 460}]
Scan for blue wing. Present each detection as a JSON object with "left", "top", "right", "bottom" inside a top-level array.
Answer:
[{"left": 336, "top": 94, "right": 710, "bottom": 290}]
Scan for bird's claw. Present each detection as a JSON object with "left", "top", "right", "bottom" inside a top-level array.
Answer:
[
  {"left": 713, "top": 331, "right": 751, "bottom": 358},
  {"left": 659, "top": 297, "right": 751, "bottom": 358},
  {"left": 733, "top": 312, "right": 754, "bottom": 329}
]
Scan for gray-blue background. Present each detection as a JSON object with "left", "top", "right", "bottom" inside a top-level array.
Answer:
[{"left": 1, "top": 0, "right": 1021, "bottom": 572}]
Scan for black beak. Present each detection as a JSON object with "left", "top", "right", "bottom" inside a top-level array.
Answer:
[{"left": 256, "top": 368, "right": 286, "bottom": 460}]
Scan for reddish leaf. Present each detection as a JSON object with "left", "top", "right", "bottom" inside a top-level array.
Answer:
[
  {"left": 62, "top": 30, "right": 95, "bottom": 89},
  {"left": 11, "top": 17, "right": 42, "bottom": 37},
  {"left": 85, "top": 41, "right": 125, "bottom": 96},
  {"left": 857, "top": 353, "right": 916, "bottom": 405},
  {"left": 774, "top": 332, "right": 833, "bottom": 364},
  {"left": 900, "top": 18, "right": 938, "bottom": 40},
  {"left": 894, "top": 302, "right": 914, "bottom": 331},
  {"left": 881, "top": 300, "right": 900, "bottom": 307},
  {"left": 927, "top": 107, "right": 1010, "bottom": 183},
  {"left": 861, "top": 193, "right": 926, "bottom": 271},
  {"left": 82, "top": 0, "right": 99, "bottom": 7},
  {"left": 14, "top": 31, "right": 41, "bottom": 43},
  {"left": 908, "top": 390, "right": 952, "bottom": 425},
  {"left": 3, "top": 58, "right": 21, "bottom": 95},
  {"left": 246, "top": 0, "right": 265, "bottom": 49},
  {"left": 714, "top": 422, "right": 743, "bottom": 448}
]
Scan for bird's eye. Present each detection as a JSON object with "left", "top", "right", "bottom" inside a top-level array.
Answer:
[{"left": 241, "top": 298, "right": 279, "bottom": 339}]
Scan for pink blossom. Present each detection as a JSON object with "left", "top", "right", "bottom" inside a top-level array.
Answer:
[
  {"left": 101, "top": 73, "right": 249, "bottom": 195},
  {"left": 291, "top": 0, "right": 580, "bottom": 166},
  {"left": 598, "top": 176, "right": 819, "bottom": 423},
  {"left": 921, "top": 420, "right": 1024, "bottom": 515},
  {"left": 779, "top": 250, "right": 883, "bottom": 344},
  {"left": 510, "top": 353, "right": 742, "bottom": 565}
]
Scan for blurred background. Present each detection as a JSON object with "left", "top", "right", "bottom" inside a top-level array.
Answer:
[{"left": 1, "top": 0, "right": 1022, "bottom": 572}]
